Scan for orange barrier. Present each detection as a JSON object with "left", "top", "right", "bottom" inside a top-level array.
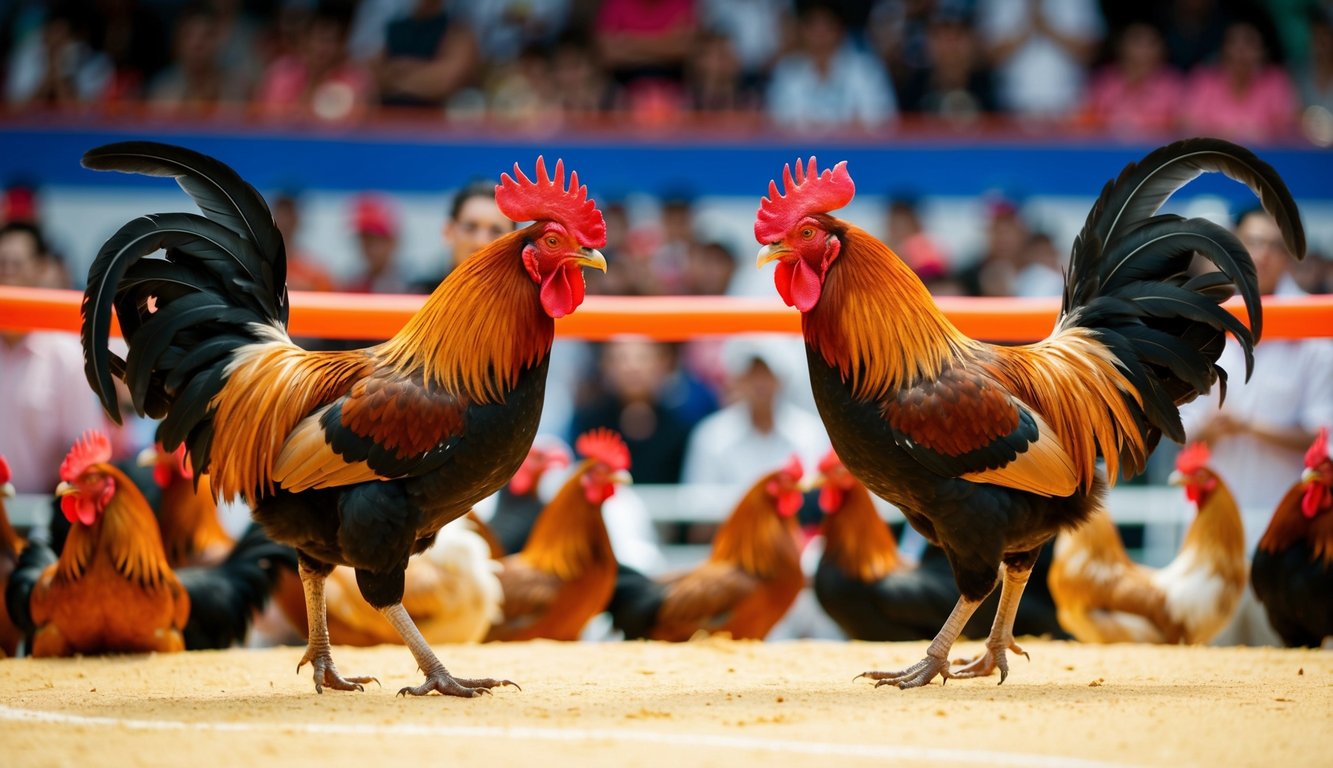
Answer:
[{"left": 1, "top": 286, "right": 1330, "bottom": 342}]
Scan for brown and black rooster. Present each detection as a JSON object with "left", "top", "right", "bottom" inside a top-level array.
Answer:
[
  {"left": 754, "top": 139, "right": 1303, "bottom": 687},
  {"left": 80, "top": 143, "right": 607, "bottom": 696}
]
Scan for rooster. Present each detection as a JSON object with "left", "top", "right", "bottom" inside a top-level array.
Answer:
[
  {"left": 138, "top": 443, "right": 232, "bottom": 567},
  {"left": 608, "top": 457, "right": 805, "bottom": 641},
  {"left": 27, "top": 431, "right": 190, "bottom": 656},
  {"left": 487, "top": 429, "right": 629, "bottom": 641},
  {"left": 0, "top": 456, "right": 27, "bottom": 657},
  {"left": 488, "top": 441, "right": 572, "bottom": 554},
  {"left": 1048, "top": 443, "right": 1247, "bottom": 644},
  {"left": 80, "top": 143, "right": 607, "bottom": 695},
  {"left": 1252, "top": 428, "right": 1333, "bottom": 647},
  {"left": 812, "top": 450, "right": 1066, "bottom": 642},
  {"left": 753, "top": 139, "right": 1303, "bottom": 687}
]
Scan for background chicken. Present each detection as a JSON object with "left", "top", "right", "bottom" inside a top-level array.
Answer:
[
  {"left": 753, "top": 139, "right": 1302, "bottom": 687},
  {"left": 175, "top": 520, "right": 300, "bottom": 650},
  {"left": 27, "top": 431, "right": 190, "bottom": 656},
  {"left": 488, "top": 441, "right": 571, "bottom": 555},
  {"left": 1252, "top": 428, "right": 1333, "bottom": 647},
  {"left": 487, "top": 429, "right": 629, "bottom": 641},
  {"left": 0, "top": 456, "right": 27, "bottom": 657},
  {"left": 1048, "top": 443, "right": 1247, "bottom": 644},
  {"left": 139, "top": 444, "right": 232, "bottom": 567},
  {"left": 80, "top": 143, "right": 606, "bottom": 696},
  {"left": 812, "top": 450, "right": 1065, "bottom": 642},
  {"left": 608, "top": 457, "right": 805, "bottom": 641}
]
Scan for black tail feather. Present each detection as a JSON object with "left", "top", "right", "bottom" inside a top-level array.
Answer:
[
  {"left": 5, "top": 540, "right": 57, "bottom": 641},
  {"left": 177, "top": 523, "right": 299, "bottom": 650},
  {"left": 606, "top": 563, "right": 666, "bottom": 640}
]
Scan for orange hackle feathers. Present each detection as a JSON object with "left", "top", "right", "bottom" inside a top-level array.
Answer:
[
  {"left": 1306, "top": 427, "right": 1329, "bottom": 470},
  {"left": 1177, "top": 443, "right": 1212, "bottom": 475},
  {"left": 496, "top": 157, "right": 607, "bottom": 248},
  {"left": 754, "top": 157, "right": 855, "bottom": 243},
  {"left": 60, "top": 430, "right": 113, "bottom": 483},
  {"left": 575, "top": 428, "right": 631, "bottom": 471}
]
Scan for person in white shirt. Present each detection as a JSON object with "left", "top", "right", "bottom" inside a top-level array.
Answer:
[{"left": 977, "top": 0, "right": 1103, "bottom": 117}]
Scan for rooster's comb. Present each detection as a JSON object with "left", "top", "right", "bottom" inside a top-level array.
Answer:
[
  {"left": 495, "top": 156, "right": 607, "bottom": 248},
  {"left": 60, "top": 430, "right": 113, "bottom": 483},
  {"left": 0, "top": 455, "right": 9, "bottom": 485},
  {"left": 777, "top": 454, "right": 804, "bottom": 482},
  {"left": 754, "top": 157, "right": 855, "bottom": 244},
  {"left": 576, "top": 428, "right": 630, "bottom": 472},
  {"left": 1306, "top": 426, "right": 1327, "bottom": 469},
  {"left": 1175, "top": 442, "right": 1212, "bottom": 475},
  {"left": 817, "top": 449, "right": 842, "bottom": 475}
]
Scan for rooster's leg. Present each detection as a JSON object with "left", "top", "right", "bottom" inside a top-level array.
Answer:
[
  {"left": 857, "top": 595, "right": 983, "bottom": 689},
  {"left": 950, "top": 563, "right": 1032, "bottom": 683},
  {"left": 296, "top": 561, "right": 378, "bottom": 693},
  {"left": 380, "top": 603, "right": 519, "bottom": 697}
]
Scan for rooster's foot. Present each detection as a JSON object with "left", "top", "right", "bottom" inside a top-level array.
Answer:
[
  {"left": 951, "top": 639, "right": 1029, "bottom": 683},
  {"left": 298, "top": 648, "right": 379, "bottom": 693},
  {"left": 856, "top": 655, "right": 951, "bottom": 689},
  {"left": 398, "top": 673, "right": 520, "bottom": 698}
]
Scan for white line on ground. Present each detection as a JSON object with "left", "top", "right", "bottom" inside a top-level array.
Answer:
[{"left": 0, "top": 703, "right": 1132, "bottom": 768}]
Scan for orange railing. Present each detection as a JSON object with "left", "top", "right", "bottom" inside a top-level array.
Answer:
[{"left": 2, "top": 286, "right": 1330, "bottom": 342}]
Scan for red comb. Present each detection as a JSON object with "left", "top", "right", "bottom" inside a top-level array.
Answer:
[
  {"left": 1306, "top": 426, "right": 1327, "bottom": 469},
  {"left": 779, "top": 454, "right": 804, "bottom": 482},
  {"left": 817, "top": 448, "right": 841, "bottom": 475},
  {"left": 575, "top": 428, "right": 630, "bottom": 472},
  {"left": 0, "top": 455, "right": 9, "bottom": 485},
  {"left": 60, "top": 431, "right": 113, "bottom": 483},
  {"left": 1175, "top": 442, "right": 1211, "bottom": 475},
  {"left": 754, "top": 157, "right": 856, "bottom": 244},
  {"left": 496, "top": 156, "right": 606, "bottom": 248}
]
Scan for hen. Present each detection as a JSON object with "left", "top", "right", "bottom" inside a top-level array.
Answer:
[
  {"left": 1048, "top": 443, "right": 1246, "bottom": 644},
  {"left": 608, "top": 457, "right": 805, "bottom": 641},
  {"left": 139, "top": 443, "right": 233, "bottom": 567},
  {"left": 1251, "top": 428, "right": 1333, "bottom": 647},
  {"left": 754, "top": 139, "right": 1302, "bottom": 686},
  {"left": 487, "top": 429, "right": 629, "bottom": 641},
  {"left": 0, "top": 456, "right": 27, "bottom": 657},
  {"left": 488, "top": 441, "right": 571, "bottom": 555},
  {"left": 80, "top": 143, "right": 606, "bottom": 695}
]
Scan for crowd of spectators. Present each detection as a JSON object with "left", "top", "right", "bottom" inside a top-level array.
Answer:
[{"left": 2, "top": 0, "right": 1331, "bottom": 143}]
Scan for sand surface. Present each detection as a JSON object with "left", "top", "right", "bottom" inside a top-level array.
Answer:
[{"left": 1, "top": 639, "right": 1329, "bottom": 768}]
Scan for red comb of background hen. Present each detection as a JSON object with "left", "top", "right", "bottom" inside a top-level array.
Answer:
[
  {"left": 576, "top": 428, "right": 630, "bottom": 472},
  {"left": 0, "top": 455, "right": 9, "bottom": 484},
  {"left": 817, "top": 449, "right": 841, "bottom": 476},
  {"left": 1306, "top": 426, "right": 1327, "bottom": 469},
  {"left": 754, "top": 157, "right": 855, "bottom": 244},
  {"left": 60, "top": 430, "right": 113, "bottom": 483},
  {"left": 495, "top": 156, "right": 607, "bottom": 248},
  {"left": 778, "top": 454, "right": 804, "bottom": 482},
  {"left": 1175, "top": 442, "right": 1211, "bottom": 475}
]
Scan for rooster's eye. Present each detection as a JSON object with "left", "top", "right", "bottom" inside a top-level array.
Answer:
[
  {"left": 801, "top": 228, "right": 815, "bottom": 240},
  {"left": 546, "top": 236, "right": 559, "bottom": 247}
]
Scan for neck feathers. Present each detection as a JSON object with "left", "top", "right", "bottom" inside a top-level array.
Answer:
[
  {"left": 803, "top": 225, "right": 970, "bottom": 399},
  {"left": 58, "top": 467, "right": 175, "bottom": 586},
  {"left": 519, "top": 465, "right": 613, "bottom": 580},
  {"left": 1183, "top": 478, "right": 1246, "bottom": 565},
  {"left": 1260, "top": 482, "right": 1333, "bottom": 565},
  {"left": 381, "top": 229, "right": 553, "bottom": 404},
  {"left": 0, "top": 502, "right": 22, "bottom": 557},
  {"left": 822, "top": 484, "right": 901, "bottom": 581},
  {"left": 710, "top": 482, "right": 799, "bottom": 579}
]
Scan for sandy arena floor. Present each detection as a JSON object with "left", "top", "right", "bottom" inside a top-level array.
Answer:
[{"left": 1, "top": 639, "right": 1329, "bottom": 768}]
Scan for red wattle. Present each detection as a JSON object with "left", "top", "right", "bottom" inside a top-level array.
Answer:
[
  {"left": 789, "top": 258, "right": 823, "bottom": 312},
  {"left": 1303, "top": 483, "right": 1330, "bottom": 518},
  {"left": 541, "top": 263, "right": 585, "bottom": 318},
  {"left": 819, "top": 484, "right": 845, "bottom": 514}
]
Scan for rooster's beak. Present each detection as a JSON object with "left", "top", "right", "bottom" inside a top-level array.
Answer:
[
  {"left": 611, "top": 470, "right": 633, "bottom": 486},
  {"left": 1303, "top": 468, "right": 1319, "bottom": 484},
  {"left": 0, "top": 482, "right": 13, "bottom": 499},
  {"left": 55, "top": 481, "right": 76, "bottom": 497},
  {"left": 756, "top": 243, "right": 788, "bottom": 267},
  {"left": 136, "top": 446, "right": 161, "bottom": 467},
  {"left": 1167, "top": 470, "right": 1185, "bottom": 486},
  {"left": 799, "top": 473, "right": 824, "bottom": 493},
  {"left": 574, "top": 248, "right": 607, "bottom": 272}
]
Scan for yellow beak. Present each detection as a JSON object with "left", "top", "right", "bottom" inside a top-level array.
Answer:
[
  {"left": 136, "top": 446, "right": 161, "bottom": 467},
  {"left": 756, "top": 243, "right": 787, "bottom": 268},
  {"left": 574, "top": 248, "right": 607, "bottom": 272},
  {"left": 1167, "top": 470, "right": 1185, "bottom": 486},
  {"left": 612, "top": 470, "right": 633, "bottom": 486},
  {"left": 1303, "top": 468, "right": 1319, "bottom": 484},
  {"left": 1, "top": 482, "right": 13, "bottom": 499},
  {"left": 799, "top": 473, "right": 825, "bottom": 493},
  {"left": 55, "top": 481, "right": 77, "bottom": 497}
]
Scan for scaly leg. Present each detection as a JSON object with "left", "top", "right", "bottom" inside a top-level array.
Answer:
[
  {"left": 951, "top": 563, "right": 1032, "bottom": 683},
  {"left": 380, "top": 603, "right": 519, "bottom": 697},
  {"left": 296, "top": 563, "right": 378, "bottom": 693},
  {"left": 857, "top": 596, "right": 983, "bottom": 689}
]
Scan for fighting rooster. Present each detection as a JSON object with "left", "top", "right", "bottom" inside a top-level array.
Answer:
[
  {"left": 139, "top": 443, "right": 232, "bottom": 567},
  {"left": 754, "top": 139, "right": 1302, "bottom": 687},
  {"left": 80, "top": 143, "right": 606, "bottom": 695}
]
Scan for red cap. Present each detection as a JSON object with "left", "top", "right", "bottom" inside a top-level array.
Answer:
[{"left": 354, "top": 195, "right": 397, "bottom": 238}]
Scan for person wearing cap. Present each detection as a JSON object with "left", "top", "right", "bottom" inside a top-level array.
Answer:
[{"left": 343, "top": 193, "right": 409, "bottom": 294}]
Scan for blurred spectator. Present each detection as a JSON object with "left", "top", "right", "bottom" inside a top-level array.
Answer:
[
  {"left": 955, "top": 195, "right": 1028, "bottom": 298},
  {"left": 549, "top": 31, "right": 612, "bottom": 118},
  {"left": 413, "top": 179, "right": 515, "bottom": 290},
  {"left": 595, "top": 0, "right": 697, "bottom": 112},
  {"left": 1291, "top": 248, "right": 1331, "bottom": 295},
  {"left": 343, "top": 194, "right": 409, "bottom": 293},
  {"left": 147, "top": 3, "right": 251, "bottom": 116},
  {"left": 255, "top": 6, "right": 374, "bottom": 122},
  {"left": 4, "top": 4, "right": 112, "bottom": 107},
  {"left": 869, "top": 0, "right": 939, "bottom": 89},
  {"left": 1, "top": 182, "right": 38, "bottom": 226},
  {"left": 1012, "top": 230, "right": 1063, "bottom": 297},
  {"left": 0, "top": 221, "right": 107, "bottom": 494},
  {"left": 1264, "top": 0, "right": 1323, "bottom": 67},
  {"left": 1156, "top": 0, "right": 1230, "bottom": 72},
  {"left": 347, "top": 0, "right": 414, "bottom": 61},
  {"left": 681, "top": 335, "right": 829, "bottom": 486},
  {"left": 87, "top": 0, "right": 169, "bottom": 100},
  {"left": 270, "top": 192, "right": 335, "bottom": 292},
  {"left": 209, "top": 0, "right": 264, "bottom": 90},
  {"left": 698, "top": 0, "right": 791, "bottom": 88},
  {"left": 766, "top": 3, "right": 897, "bottom": 131},
  {"left": 1081, "top": 22, "right": 1183, "bottom": 136},
  {"left": 467, "top": 0, "right": 570, "bottom": 64},
  {"left": 680, "top": 240, "right": 737, "bottom": 296},
  {"left": 885, "top": 195, "right": 950, "bottom": 286},
  {"left": 685, "top": 29, "right": 762, "bottom": 113},
  {"left": 896, "top": 6, "right": 997, "bottom": 123},
  {"left": 371, "top": 0, "right": 480, "bottom": 110},
  {"left": 1180, "top": 20, "right": 1298, "bottom": 143},
  {"left": 1296, "top": 10, "right": 1333, "bottom": 113},
  {"left": 486, "top": 42, "right": 559, "bottom": 125},
  {"left": 648, "top": 191, "right": 698, "bottom": 293},
  {"left": 570, "top": 337, "right": 715, "bottom": 484},
  {"left": 977, "top": 0, "right": 1103, "bottom": 119}
]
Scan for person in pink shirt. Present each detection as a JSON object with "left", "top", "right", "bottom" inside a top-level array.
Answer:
[
  {"left": 1083, "top": 22, "right": 1183, "bottom": 137},
  {"left": 255, "top": 8, "right": 374, "bottom": 122},
  {"left": 0, "top": 222, "right": 107, "bottom": 494},
  {"left": 596, "top": 0, "right": 697, "bottom": 112},
  {"left": 1181, "top": 20, "right": 1298, "bottom": 143}
]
